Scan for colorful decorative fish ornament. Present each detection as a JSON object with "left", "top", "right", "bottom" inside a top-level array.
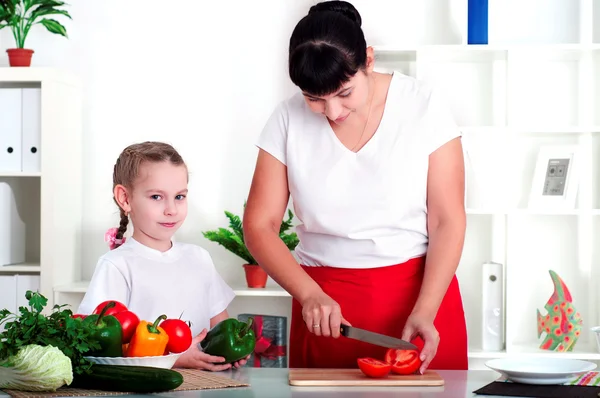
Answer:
[{"left": 536, "top": 270, "right": 582, "bottom": 352}]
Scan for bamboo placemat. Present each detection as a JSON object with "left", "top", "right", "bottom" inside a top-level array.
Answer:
[{"left": 2, "top": 368, "right": 250, "bottom": 398}]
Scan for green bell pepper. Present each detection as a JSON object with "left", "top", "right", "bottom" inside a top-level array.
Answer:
[
  {"left": 83, "top": 301, "right": 123, "bottom": 357},
  {"left": 200, "top": 318, "right": 256, "bottom": 363}
]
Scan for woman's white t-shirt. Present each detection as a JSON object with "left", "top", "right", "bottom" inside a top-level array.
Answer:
[
  {"left": 256, "top": 72, "right": 461, "bottom": 269},
  {"left": 77, "top": 238, "right": 235, "bottom": 336}
]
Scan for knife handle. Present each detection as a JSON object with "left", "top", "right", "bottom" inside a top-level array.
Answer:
[{"left": 339, "top": 325, "right": 350, "bottom": 337}]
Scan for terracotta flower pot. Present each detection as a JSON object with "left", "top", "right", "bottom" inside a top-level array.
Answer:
[
  {"left": 243, "top": 264, "right": 268, "bottom": 288},
  {"left": 7, "top": 48, "right": 34, "bottom": 67}
]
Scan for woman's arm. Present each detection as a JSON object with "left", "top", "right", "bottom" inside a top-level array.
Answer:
[
  {"left": 244, "top": 150, "right": 322, "bottom": 303},
  {"left": 414, "top": 136, "right": 466, "bottom": 319},
  {"left": 244, "top": 150, "right": 345, "bottom": 337},
  {"left": 401, "top": 137, "right": 466, "bottom": 373}
]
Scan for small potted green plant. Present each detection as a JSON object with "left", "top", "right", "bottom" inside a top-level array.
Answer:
[
  {"left": 0, "top": 0, "right": 71, "bottom": 67},
  {"left": 203, "top": 206, "right": 299, "bottom": 288}
]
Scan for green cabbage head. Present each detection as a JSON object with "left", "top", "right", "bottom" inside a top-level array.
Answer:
[{"left": 0, "top": 344, "right": 73, "bottom": 391}]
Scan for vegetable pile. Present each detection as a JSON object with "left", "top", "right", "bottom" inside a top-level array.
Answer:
[
  {"left": 0, "top": 291, "right": 101, "bottom": 380},
  {"left": 0, "top": 291, "right": 257, "bottom": 393}
]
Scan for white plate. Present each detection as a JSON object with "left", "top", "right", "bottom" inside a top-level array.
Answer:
[
  {"left": 84, "top": 352, "right": 182, "bottom": 369},
  {"left": 485, "top": 357, "right": 597, "bottom": 385}
]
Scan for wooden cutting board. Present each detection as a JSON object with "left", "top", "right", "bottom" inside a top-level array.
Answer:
[{"left": 289, "top": 368, "right": 444, "bottom": 386}]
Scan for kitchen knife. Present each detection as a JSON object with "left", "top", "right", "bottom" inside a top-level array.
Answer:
[{"left": 340, "top": 325, "right": 418, "bottom": 350}]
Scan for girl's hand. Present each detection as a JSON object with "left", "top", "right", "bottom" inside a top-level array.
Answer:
[
  {"left": 401, "top": 312, "right": 439, "bottom": 374},
  {"left": 300, "top": 290, "right": 351, "bottom": 338},
  {"left": 231, "top": 354, "right": 251, "bottom": 369},
  {"left": 173, "top": 329, "right": 232, "bottom": 371}
]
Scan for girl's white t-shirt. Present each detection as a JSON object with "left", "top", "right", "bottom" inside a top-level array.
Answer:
[
  {"left": 257, "top": 72, "right": 461, "bottom": 269},
  {"left": 77, "top": 238, "right": 235, "bottom": 336}
]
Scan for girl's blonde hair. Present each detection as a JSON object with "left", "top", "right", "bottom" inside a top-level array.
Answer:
[{"left": 111, "top": 141, "right": 185, "bottom": 249}]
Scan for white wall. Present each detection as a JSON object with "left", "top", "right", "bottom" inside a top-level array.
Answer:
[{"left": 0, "top": 0, "right": 467, "bottom": 287}]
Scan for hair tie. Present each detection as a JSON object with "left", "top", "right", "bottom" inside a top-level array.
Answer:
[{"left": 104, "top": 227, "right": 125, "bottom": 250}]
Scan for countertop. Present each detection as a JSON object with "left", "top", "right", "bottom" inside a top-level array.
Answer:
[{"left": 1, "top": 369, "right": 512, "bottom": 398}]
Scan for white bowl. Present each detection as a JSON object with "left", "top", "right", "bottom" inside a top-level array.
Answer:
[
  {"left": 84, "top": 352, "right": 182, "bottom": 369},
  {"left": 591, "top": 326, "right": 600, "bottom": 352}
]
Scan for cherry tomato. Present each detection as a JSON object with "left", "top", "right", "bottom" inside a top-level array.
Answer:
[
  {"left": 92, "top": 300, "right": 128, "bottom": 316},
  {"left": 384, "top": 348, "right": 422, "bottom": 375},
  {"left": 114, "top": 310, "right": 140, "bottom": 343},
  {"left": 160, "top": 318, "right": 193, "bottom": 353},
  {"left": 357, "top": 357, "right": 392, "bottom": 378}
]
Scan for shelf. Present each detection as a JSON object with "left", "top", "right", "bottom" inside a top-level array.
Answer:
[
  {"left": 465, "top": 133, "right": 588, "bottom": 209},
  {"left": 373, "top": 50, "right": 417, "bottom": 78},
  {"left": 505, "top": 215, "right": 598, "bottom": 355},
  {"left": 506, "top": 344, "right": 600, "bottom": 360},
  {"left": 0, "top": 263, "right": 40, "bottom": 273},
  {"left": 466, "top": 209, "right": 600, "bottom": 216},
  {"left": 54, "top": 281, "right": 292, "bottom": 298},
  {"left": 372, "top": 44, "right": 600, "bottom": 55},
  {"left": 458, "top": 215, "right": 502, "bottom": 352},
  {"left": 461, "top": 126, "right": 600, "bottom": 135},
  {"left": 417, "top": 50, "right": 505, "bottom": 126},
  {"left": 54, "top": 281, "right": 89, "bottom": 293},
  {"left": 594, "top": 0, "right": 600, "bottom": 44},
  {"left": 0, "top": 172, "right": 41, "bottom": 177},
  {"left": 594, "top": 50, "right": 600, "bottom": 126},
  {"left": 507, "top": 49, "right": 583, "bottom": 128},
  {"left": 0, "top": 67, "right": 79, "bottom": 86}
]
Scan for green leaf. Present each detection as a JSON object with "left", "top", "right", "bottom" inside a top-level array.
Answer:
[
  {"left": 38, "top": 17, "right": 66, "bottom": 36},
  {"left": 29, "top": 6, "right": 71, "bottom": 22},
  {"left": 28, "top": 291, "right": 46, "bottom": 312},
  {"left": 224, "top": 210, "right": 244, "bottom": 240}
]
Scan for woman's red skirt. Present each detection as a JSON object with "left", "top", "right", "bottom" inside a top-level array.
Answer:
[{"left": 289, "top": 256, "right": 468, "bottom": 370}]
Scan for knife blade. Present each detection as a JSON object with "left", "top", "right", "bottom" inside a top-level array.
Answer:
[{"left": 339, "top": 325, "right": 418, "bottom": 350}]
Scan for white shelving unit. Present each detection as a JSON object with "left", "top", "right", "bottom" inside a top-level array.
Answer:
[
  {"left": 372, "top": 0, "right": 600, "bottom": 370},
  {"left": 0, "top": 67, "right": 82, "bottom": 312}
]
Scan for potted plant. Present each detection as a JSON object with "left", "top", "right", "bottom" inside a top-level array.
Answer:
[
  {"left": 203, "top": 206, "right": 299, "bottom": 288},
  {"left": 0, "top": 0, "right": 71, "bottom": 67}
]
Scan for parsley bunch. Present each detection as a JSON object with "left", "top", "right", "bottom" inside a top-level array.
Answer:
[{"left": 0, "top": 290, "right": 100, "bottom": 375}]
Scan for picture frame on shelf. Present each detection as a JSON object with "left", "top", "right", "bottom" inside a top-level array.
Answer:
[{"left": 528, "top": 145, "right": 581, "bottom": 210}]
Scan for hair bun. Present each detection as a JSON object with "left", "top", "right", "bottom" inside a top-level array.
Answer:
[{"left": 309, "top": 1, "right": 362, "bottom": 26}]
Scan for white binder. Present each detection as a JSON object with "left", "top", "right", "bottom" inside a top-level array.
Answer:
[
  {"left": 0, "top": 275, "right": 17, "bottom": 332},
  {"left": 0, "top": 88, "right": 23, "bottom": 172},
  {"left": 0, "top": 181, "right": 26, "bottom": 266},
  {"left": 482, "top": 262, "right": 504, "bottom": 352},
  {"left": 21, "top": 88, "right": 41, "bottom": 173}
]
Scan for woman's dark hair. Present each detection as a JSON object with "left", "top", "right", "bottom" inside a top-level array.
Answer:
[{"left": 289, "top": 1, "right": 367, "bottom": 96}]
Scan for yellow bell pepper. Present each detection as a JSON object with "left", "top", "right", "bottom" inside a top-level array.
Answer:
[{"left": 126, "top": 314, "right": 169, "bottom": 357}]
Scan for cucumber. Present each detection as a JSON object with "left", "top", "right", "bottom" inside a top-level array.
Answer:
[{"left": 70, "top": 364, "right": 184, "bottom": 393}]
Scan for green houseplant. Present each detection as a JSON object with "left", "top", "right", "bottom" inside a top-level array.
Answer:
[
  {"left": 203, "top": 206, "right": 299, "bottom": 288},
  {"left": 0, "top": 0, "right": 71, "bottom": 67}
]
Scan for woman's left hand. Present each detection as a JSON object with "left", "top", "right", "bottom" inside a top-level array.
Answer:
[{"left": 401, "top": 312, "right": 439, "bottom": 374}]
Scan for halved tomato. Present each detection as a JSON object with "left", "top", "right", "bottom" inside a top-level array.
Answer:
[
  {"left": 384, "top": 348, "right": 422, "bottom": 375},
  {"left": 357, "top": 357, "right": 392, "bottom": 378}
]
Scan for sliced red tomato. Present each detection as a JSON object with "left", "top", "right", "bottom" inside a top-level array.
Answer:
[
  {"left": 357, "top": 357, "right": 392, "bottom": 378},
  {"left": 384, "top": 348, "right": 422, "bottom": 375}
]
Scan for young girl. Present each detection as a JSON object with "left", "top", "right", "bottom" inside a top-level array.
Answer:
[{"left": 78, "top": 141, "right": 247, "bottom": 371}]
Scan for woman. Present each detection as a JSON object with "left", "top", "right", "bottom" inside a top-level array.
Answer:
[{"left": 243, "top": 0, "right": 467, "bottom": 373}]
